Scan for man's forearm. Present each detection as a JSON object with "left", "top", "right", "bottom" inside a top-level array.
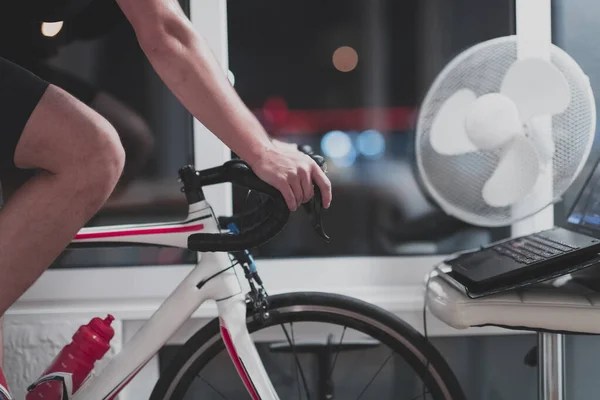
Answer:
[{"left": 137, "top": 17, "right": 273, "bottom": 165}]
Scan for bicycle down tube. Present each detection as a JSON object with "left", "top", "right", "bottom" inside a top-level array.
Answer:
[{"left": 69, "top": 199, "right": 279, "bottom": 399}]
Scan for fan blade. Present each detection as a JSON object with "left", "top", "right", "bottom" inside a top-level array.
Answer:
[
  {"left": 500, "top": 58, "right": 571, "bottom": 121},
  {"left": 429, "top": 89, "right": 478, "bottom": 155},
  {"left": 482, "top": 136, "right": 540, "bottom": 207},
  {"left": 526, "top": 114, "right": 555, "bottom": 165},
  {"left": 465, "top": 93, "right": 524, "bottom": 150}
]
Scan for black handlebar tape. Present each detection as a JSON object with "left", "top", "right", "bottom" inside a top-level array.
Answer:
[
  {"left": 187, "top": 144, "right": 327, "bottom": 252},
  {"left": 217, "top": 196, "right": 272, "bottom": 229},
  {"left": 187, "top": 161, "right": 290, "bottom": 252}
]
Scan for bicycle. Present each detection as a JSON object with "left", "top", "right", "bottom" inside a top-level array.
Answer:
[{"left": 27, "top": 146, "right": 466, "bottom": 400}]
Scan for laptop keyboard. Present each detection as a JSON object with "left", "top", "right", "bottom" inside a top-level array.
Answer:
[{"left": 492, "top": 234, "right": 580, "bottom": 264}]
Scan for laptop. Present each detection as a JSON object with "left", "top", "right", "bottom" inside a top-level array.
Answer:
[{"left": 437, "top": 157, "right": 600, "bottom": 298}]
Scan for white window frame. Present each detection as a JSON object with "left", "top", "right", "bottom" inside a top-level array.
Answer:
[
  {"left": 511, "top": 0, "right": 555, "bottom": 237},
  {"left": 189, "top": 0, "right": 233, "bottom": 219}
]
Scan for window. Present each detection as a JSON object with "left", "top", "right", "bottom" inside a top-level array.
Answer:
[
  {"left": 228, "top": 0, "right": 515, "bottom": 258},
  {"left": 0, "top": 0, "right": 196, "bottom": 268},
  {"left": 552, "top": 0, "right": 600, "bottom": 223}
]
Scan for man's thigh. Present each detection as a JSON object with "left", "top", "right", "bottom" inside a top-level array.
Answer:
[{"left": 0, "top": 57, "right": 49, "bottom": 202}]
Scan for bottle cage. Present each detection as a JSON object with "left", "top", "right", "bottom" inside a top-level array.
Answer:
[{"left": 26, "top": 372, "right": 76, "bottom": 400}]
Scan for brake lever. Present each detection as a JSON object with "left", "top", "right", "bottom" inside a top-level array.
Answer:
[
  {"left": 302, "top": 187, "right": 330, "bottom": 242},
  {"left": 297, "top": 145, "right": 330, "bottom": 242}
]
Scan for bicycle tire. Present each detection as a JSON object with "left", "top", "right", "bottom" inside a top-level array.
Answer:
[{"left": 150, "top": 291, "right": 466, "bottom": 400}]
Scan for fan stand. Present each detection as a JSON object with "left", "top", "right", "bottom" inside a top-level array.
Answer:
[{"left": 513, "top": 0, "right": 564, "bottom": 399}]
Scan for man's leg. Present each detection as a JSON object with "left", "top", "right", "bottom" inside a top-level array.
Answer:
[
  {"left": 0, "top": 85, "right": 124, "bottom": 314},
  {"left": 0, "top": 85, "right": 124, "bottom": 391},
  {"left": 0, "top": 74, "right": 124, "bottom": 395}
]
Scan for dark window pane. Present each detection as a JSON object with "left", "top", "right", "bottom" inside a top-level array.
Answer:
[
  {"left": 228, "top": 0, "right": 515, "bottom": 258},
  {"left": 552, "top": 0, "right": 600, "bottom": 224}
]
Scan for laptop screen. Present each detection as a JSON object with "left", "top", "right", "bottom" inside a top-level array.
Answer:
[{"left": 566, "top": 160, "right": 600, "bottom": 232}]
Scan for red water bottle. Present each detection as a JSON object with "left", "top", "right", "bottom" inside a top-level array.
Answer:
[{"left": 26, "top": 314, "right": 115, "bottom": 399}]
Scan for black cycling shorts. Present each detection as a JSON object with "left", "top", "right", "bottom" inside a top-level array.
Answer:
[{"left": 0, "top": 56, "right": 49, "bottom": 170}]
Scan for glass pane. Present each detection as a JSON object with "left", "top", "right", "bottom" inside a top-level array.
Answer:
[
  {"left": 0, "top": 0, "right": 196, "bottom": 267},
  {"left": 552, "top": 0, "right": 600, "bottom": 223},
  {"left": 228, "top": 0, "right": 514, "bottom": 258}
]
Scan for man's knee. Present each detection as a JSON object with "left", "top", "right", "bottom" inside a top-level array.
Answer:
[
  {"left": 81, "top": 118, "right": 126, "bottom": 197},
  {"left": 14, "top": 84, "right": 125, "bottom": 199},
  {"left": 82, "top": 114, "right": 126, "bottom": 176}
]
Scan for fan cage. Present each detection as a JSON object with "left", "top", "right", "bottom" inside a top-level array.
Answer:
[{"left": 415, "top": 35, "right": 596, "bottom": 227}]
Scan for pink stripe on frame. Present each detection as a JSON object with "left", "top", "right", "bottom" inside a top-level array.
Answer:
[
  {"left": 75, "top": 223, "right": 204, "bottom": 240},
  {"left": 220, "top": 323, "right": 261, "bottom": 400}
]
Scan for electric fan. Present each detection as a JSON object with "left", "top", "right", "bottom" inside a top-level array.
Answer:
[{"left": 415, "top": 35, "right": 596, "bottom": 227}]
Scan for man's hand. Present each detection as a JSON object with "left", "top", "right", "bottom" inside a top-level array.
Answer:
[{"left": 249, "top": 142, "right": 332, "bottom": 211}]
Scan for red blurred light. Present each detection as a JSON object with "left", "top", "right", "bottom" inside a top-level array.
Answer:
[
  {"left": 263, "top": 97, "right": 289, "bottom": 125},
  {"left": 260, "top": 106, "right": 416, "bottom": 136}
]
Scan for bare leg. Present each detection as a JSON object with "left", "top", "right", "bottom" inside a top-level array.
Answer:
[
  {"left": 0, "top": 317, "right": 3, "bottom": 368},
  {"left": 0, "top": 175, "right": 29, "bottom": 374},
  {"left": 90, "top": 92, "right": 154, "bottom": 187},
  {"left": 0, "top": 84, "right": 124, "bottom": 316}
]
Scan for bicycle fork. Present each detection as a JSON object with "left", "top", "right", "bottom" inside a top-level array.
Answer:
[{"left": 218, "top": 294, "right": 280, "bottom": 400}]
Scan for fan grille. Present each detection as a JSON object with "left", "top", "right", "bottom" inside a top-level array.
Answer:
[{"left": 416, "top": 36, "right": 596, "bottom": 227}]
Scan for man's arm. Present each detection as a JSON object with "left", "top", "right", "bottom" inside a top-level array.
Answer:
[
  {"left": 115, "top": 0, "right": 331, "bottom": 210},
  {"left": 115, "top": 0, "right": 270, "bottom": 164}
]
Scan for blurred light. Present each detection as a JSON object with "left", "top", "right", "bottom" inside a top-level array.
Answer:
[
  {"left": 332, "top": 46, "right": 358, "bottom": 72},
  {"left": 321, "top": 130, "right": 353, "bottom": 159},
  {"left": 227, "top": 70, "right": 235, "bottom": 86},
  {"left": 334, "top": 147, "right": 358, "bottom": 168},
  {"left": 263, "top": 97, "right": 288, "bottom": 124},
  {"left": 41, "top": 21, "right": 64, "bottom": 37},
  {"left": 357, "top": 129, "right": 385, "bottom": 158}
]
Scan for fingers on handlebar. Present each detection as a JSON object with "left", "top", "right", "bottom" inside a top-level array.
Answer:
[
  {"left": 311, "top": 163, "right": 332, "bottom": 209},
  {"left": 279, "top": 180, "right": 297, "bottom": 211},
  {"left": 296, "top": 144, "right": 331, "bottom": 209},
  {"left": 289, "top": 176, "right": 304, "bottom": 210},
  {"left": 299, "top": 167, "right": 314, "bottom": 204}
]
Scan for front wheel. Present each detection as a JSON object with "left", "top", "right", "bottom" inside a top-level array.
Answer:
[{"left": 150, "top": 292, "right": 466, "bottom": 400}]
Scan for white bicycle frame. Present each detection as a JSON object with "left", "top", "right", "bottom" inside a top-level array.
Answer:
[{"left": 56, "top": 198, "right": 278, "bottom": 400}]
